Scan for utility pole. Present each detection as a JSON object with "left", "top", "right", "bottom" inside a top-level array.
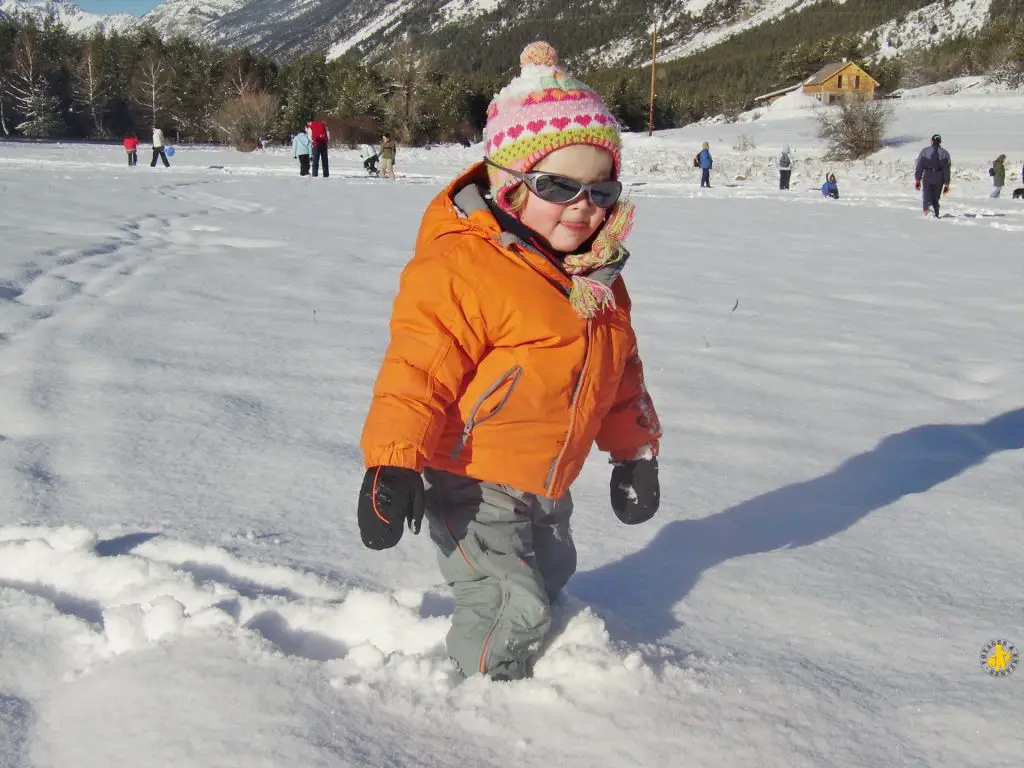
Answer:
[{"left": 647, "top": 20, "right": 658, "bottom": 137}]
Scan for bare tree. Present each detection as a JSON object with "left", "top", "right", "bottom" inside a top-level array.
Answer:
[
  {"left": 8, "top": 26, "right": 61, "bottom": 136},
  {"left": 213, "top": 91, "right": 278, "bottom": 151},
  {"left": 132, "top": 52, "right": 173, "bottom": 129},
  {"left": 72, "top": 39, "right": 109, "bottom": 137},
  {"left": 817, "top": 99, "right": 892, "bottom": 160},
  {"left": 382, "top": 38, "right": 437, "bottom": 144}
]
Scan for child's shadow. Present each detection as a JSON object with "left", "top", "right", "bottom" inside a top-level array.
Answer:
[{"left": 572, "top": 408, "right": 1024, "bottom": 639}]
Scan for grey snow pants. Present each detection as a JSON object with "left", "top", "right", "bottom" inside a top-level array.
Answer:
[{"left": 424, "top": 468, "right": 576, "bottom": 680}]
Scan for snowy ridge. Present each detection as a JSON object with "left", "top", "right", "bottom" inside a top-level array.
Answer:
[
  {"left": 143, "top": 0, "right": 252, "bottom": 41},
  {"left": 867, "top": 0, "right": 995, "bottom": 59},
  {"left": 0, "top": 0, "right": 137, "bottom": 34}
]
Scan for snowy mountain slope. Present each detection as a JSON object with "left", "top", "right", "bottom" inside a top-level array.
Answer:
[
  {"left": 142, "top": 0, "right": 252, "bottom": 42},
  {"left": 0, "top": 0, "right": 137, "bottom": 34},
  {"left": 867, "top": 0, "right": 995, "bottom": 59}
]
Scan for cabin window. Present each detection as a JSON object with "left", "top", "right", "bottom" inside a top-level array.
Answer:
[
  {"left": 855, "top": 75, "right": 861, "bottom": 89},
  {"left": 837, "top": 75, "right": 843, "bottom": 88}
]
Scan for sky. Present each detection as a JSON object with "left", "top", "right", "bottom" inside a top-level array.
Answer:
[{"left": 76, "top": 0, "right": 161, "bottom": 16}]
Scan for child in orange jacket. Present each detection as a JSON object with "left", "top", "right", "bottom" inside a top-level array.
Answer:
[{"left": 358, "top": 42, "right": 662, "bottom": 681}]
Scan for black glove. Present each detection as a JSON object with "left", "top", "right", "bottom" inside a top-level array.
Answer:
[
  {"left": 358, "top": 466, "right": 424, "bottom": 550},
  {"left": 610, "top": 458, "right": 660, "bottom": 525}
]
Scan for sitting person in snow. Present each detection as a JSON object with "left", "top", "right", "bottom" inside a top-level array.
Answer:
[
  {"left": 359, "top": 144, "right": 379, "bottom": 176},
  {"left": 821, "top": 173, "right": 839, "bottom": 199},
  {"left": 356, "top": 41, "right": 663, "bottom": 682}
]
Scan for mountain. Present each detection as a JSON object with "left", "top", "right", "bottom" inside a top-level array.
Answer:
[
  {"left": 143, "top": 0, "right": 251, "bottom": 41},
  {"left": 0, "top": 0, "right": 137, "bottom": 34}
]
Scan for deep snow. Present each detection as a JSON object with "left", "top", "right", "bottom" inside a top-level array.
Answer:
[{"left": 1, "top": 86, "right": 1023, "bottom": 767}]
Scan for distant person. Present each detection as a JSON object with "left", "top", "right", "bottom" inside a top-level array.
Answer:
[
  {"left": 695, "top": 141, "right": 713, "bottom": 187},
  {"left": 360, "top": 143, "right": 379, "bottom": 176},
  {"left": 778, "top": 144, "right": 793, "bottom": 190},
  {"left": 821, "top": 173, "right": 839, "bottom": 199},
  {"left": 123, "top": 132, "right": 138, "bottom": 167},
  {"left": 380, "top": 133, "right": 396, "bottom": 179},
  {"left": 150, "top": 126, "right": 170, "bottom": 168},
  {"left": 914, "top": 134, "right": 951, "bottom": 217},
  {"left": 306, "top": 117, "right": 330, "bottom": 178},
  {"left": 989, "top": 154, "right": 1005, "bottom": 198},
  {"left": 292, "top": 129, "right": 312, "bottom": 176}
]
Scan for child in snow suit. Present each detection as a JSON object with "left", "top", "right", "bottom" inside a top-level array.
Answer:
[
  {"left": 358, "top": 41, "right": 663, "bottom": 682},
  {"left": 989, "top": 154, "right": 1006, "bottom": 198},
  {"left": 292, "top": 130, "right": 312, "bottom": 176},
  {"left": 123, "top": 133, "right": 139, "bottom": 167},
  {"left": 778, "top": 144, "right": 793, "bottom": 190},
  {"left": 821, "top": 173, "right": 839, "bottom": 199},
  {"left": 697, "top": 142, "right": 713, "bottom": 187}
]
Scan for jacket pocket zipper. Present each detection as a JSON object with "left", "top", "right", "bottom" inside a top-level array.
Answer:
[{"left": 451, "top": 366, "right": 523, "bottom": 460}]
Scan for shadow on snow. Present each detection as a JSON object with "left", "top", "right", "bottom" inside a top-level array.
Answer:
[{"left": 572, "top": 408, "right": 1024, "bottom": 639}]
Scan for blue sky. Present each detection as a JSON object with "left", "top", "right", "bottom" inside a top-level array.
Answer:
[{"left": 76, "top": 0, "right": 162, "bottom": 16}]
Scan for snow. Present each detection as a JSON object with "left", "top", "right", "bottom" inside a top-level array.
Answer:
[
  {"left": 438, "top": 0, "right": 503, "bottom": 25},
  {"left": 326, "top": 0, "right": 407, "bottom": 60},
  {"left": 868, "top": 0, "right": 994, "bottom": 59},
  {"left": 656, "top": 0, "right": 818, "bottom": 62},
  {"left": 2, "top": 81, "right": 1024, "bottom": 766},
  {"left": 0, "top": 0, "right": 137, "bottom": 34}
]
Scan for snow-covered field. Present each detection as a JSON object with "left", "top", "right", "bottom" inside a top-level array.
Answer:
[{"left": 2, "top": 86, "right": 1023, "bottom": 767}]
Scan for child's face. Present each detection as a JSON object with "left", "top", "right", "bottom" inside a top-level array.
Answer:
[{"left": 519, "top": 145, "right": 613, "bottom": 254}]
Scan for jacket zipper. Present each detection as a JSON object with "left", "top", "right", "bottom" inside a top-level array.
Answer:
[
  {"left": 450, "top": 366, "right": 523, "bottom": 460},
  {"left": 545, "top": 318, "right": 592, "bottom": 493}
]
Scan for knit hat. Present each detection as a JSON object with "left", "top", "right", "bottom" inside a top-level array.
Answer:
[{"left": 484, "top": 41, "right": 622, "bottom": 212}]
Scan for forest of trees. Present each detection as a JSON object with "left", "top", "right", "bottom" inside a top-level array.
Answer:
[
  {"left": 0, "top": 0, "right": 1021, "bottom": 146},
  {"left": 0, "top": 14, "right": 492, "bottom": 147}
]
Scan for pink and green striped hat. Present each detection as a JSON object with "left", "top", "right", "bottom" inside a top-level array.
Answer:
[{"left": 484, "top": 41, "right": 622, "bottom": 212}]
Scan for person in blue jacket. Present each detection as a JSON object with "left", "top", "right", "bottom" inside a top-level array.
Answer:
[
  {"left": 696, "top": 142, "right": 713, "bottom": 187},
  {"left": 292, "top": 130, "right": 313, "bottom": 176},
  {"left": 821, "top": 173, "right": 839, "bottom": 199}
]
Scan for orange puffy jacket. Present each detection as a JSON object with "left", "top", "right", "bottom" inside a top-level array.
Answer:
[{"left": 360, "top": 162, "right": 661, "bottom": 499}]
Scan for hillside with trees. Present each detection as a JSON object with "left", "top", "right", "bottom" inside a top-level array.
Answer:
[{"left": 0, "top": 1, "right": 1020, "bottom": 145}]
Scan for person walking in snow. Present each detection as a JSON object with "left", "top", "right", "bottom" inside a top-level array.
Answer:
[
  {"left": 306, "top": 117, "right": 330, "bottom": 178},
  {"left": 778, "top": 144, "right": 793, "bottom": 190},
  {"left": 150, "top": 126, "right": 170, "bottom": 168},
  {"left": 123, "top": 132, "right": 139, "bottom": 167},
  {"left": 821, "top": 173, "right": 839, "bottom": 199},
  {"left": 379, "top": 133, "right": 396, "bottom": 179},
  {"left": 914, "top": 134, "right": 951, "bottom": 217},
  {"left": 989, "top": 154, "right": 1006, "bottom": 198},
  {"left": 292, "top": 129, "right": 312, "bottom": 176},
  {"left": 696, "top": 141, "right": 713, "bottom": 187},
  {"left": 357, "top": 41, "right": 662, "bottom": 682}
]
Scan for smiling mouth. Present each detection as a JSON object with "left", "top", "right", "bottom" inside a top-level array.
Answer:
[{"left": 559, "top": 222, "right": 590, "bottom": 231}]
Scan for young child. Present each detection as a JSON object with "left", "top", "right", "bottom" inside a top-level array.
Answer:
[
  {"left": 357, "top": 42, "right": 662, "bottom": 682},
  {"left": 821, "top": 172, "right": 839, "bottom": 199},
  {"left": 292, "top": 129, "right": 312, "bottom": 176},
  {"left": 123, "top": 133, "right": 139, "bottom": 167}
]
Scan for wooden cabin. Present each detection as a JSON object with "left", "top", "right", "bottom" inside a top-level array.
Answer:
[{"left": 801, "top": 61, "right": 879, "bottom": 104}]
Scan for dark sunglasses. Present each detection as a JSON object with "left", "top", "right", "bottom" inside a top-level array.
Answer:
[{"left": 485, "top": 158, "right": 622, "bottom": 209}]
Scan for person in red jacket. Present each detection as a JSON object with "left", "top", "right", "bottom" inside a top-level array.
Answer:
[
  {"left": 123, "top": 133, "right": 139, "bottom": 167},
  {"left": 305, "top": 117, "right": 330, "bottom": 178}
]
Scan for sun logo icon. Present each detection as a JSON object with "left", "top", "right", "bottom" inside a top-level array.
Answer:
[{"left": 980, "top": 640, "right": 1019, "bottom": 677}]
